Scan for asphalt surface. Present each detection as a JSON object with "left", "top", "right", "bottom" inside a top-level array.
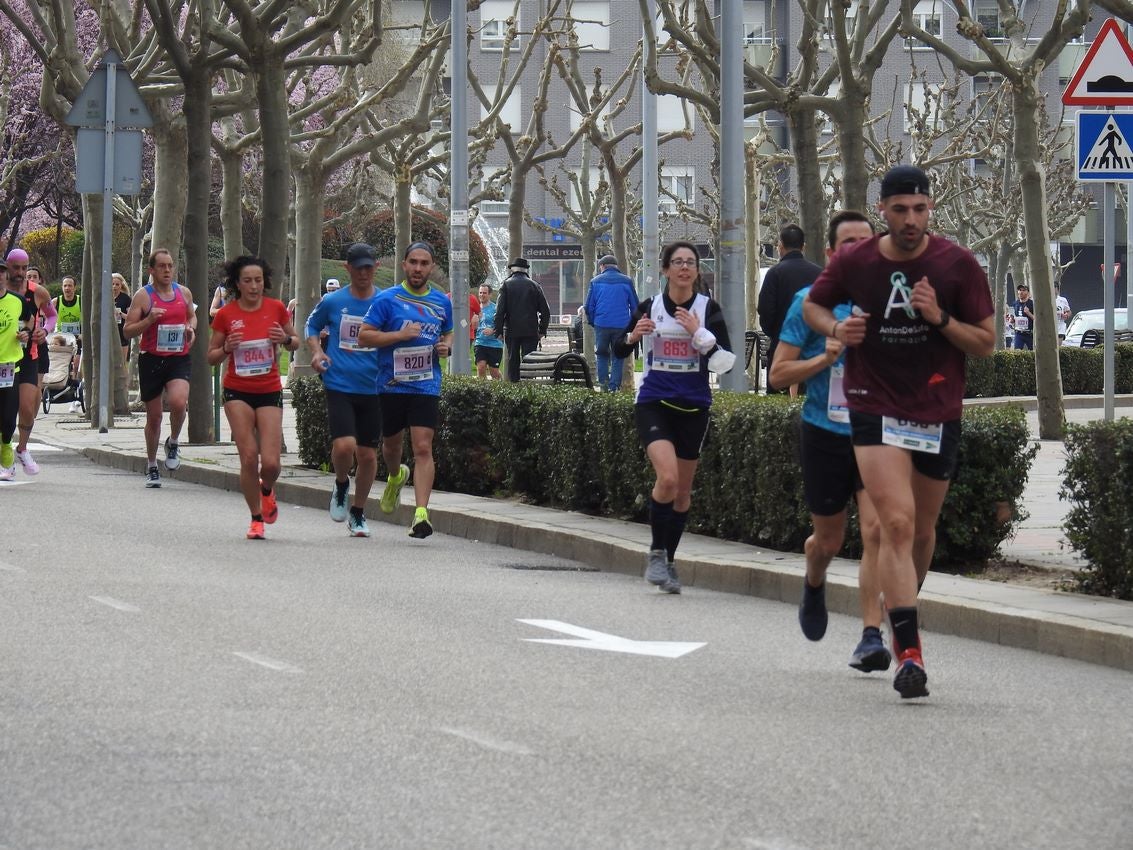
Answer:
[{"left": 2, "top": 449, "right": 1132, "bottom": 849}]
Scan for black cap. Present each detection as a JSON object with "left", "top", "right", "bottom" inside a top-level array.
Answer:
[
  {"left": 880, "top": 165, "right": 931, "bottom": 199},
  {"left": 346, "top": 242, "right": 376, "bottom": 268},
  {"left": 509, "top": 257, "right": 530, "bottom": 269},
  {"left": 598, "top": 254, "right": 618, "bottom": 267}
]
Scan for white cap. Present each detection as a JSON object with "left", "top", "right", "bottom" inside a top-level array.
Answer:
[{"left": 325, "top": 278, "right": 341, "bottom": 291}]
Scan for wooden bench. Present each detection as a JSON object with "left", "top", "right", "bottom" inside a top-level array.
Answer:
[{"left": 519, "top": 350, "right": 595, "bottom": 388}]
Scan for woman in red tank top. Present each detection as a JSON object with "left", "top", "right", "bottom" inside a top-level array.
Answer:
[{"left": 207, "top": 256, "right": 299, "bottom": 540}]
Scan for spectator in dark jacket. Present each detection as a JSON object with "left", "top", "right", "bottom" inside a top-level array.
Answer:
[
  {"left": 583, "top": 254, "right": 638, "bottom": 391},
  {"left": 757, "top": 224, "right": 822, "bottom": 393},
  {"left": 495, "top": 257, "right": 551, "bottom": 382}
]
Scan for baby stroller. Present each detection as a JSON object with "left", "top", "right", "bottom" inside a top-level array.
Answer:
[{"left": 41, "top": 333, "right": 84, "bottom": 414}]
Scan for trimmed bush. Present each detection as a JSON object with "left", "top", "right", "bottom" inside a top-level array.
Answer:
[
  {"left": 1062, "top": 420, "right": 1133, "bottom": 600},
  {"left": 965, "top": 345, "right": 1133, "bottom": 397},
  {"left": 293, "top": 377, "right": 1034, "bottom": 568}
]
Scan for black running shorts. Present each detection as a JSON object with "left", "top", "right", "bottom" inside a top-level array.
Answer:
[
  {"left": 850, "top": 412, "right": 961, "bottom": 482},
  {"left": 325, "top": 389, "right": 383, "bottom": 447},
  {"left": 634, "top": 400, "right": 711, "bottom": 461},
  {"left": 799, "top": 420, "right": 861, "bottom": 517},
  {"left": 139, "top": 352, "right": 192, "bottom": 402},
  {"left": 380, "top": 392, "right": 439, "bottom": 437},
  {"left": 222, "top": 387, "right": 283, "bottom": 410},
  {"left": 474, "top": 345, "right": 503, "bottom": 368}
]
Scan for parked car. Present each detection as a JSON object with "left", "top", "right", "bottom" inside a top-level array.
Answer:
[{"left": 1061, "top": 308, "right": 1130, "bottom": 347}]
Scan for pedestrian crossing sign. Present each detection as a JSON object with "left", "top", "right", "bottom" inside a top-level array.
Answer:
[{"left": 1077, "top": 111, "right": 1133, "bottom": 181}]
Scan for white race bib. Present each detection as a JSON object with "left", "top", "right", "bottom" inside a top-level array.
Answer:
[
  {"left": 234, "top": 339, "right": 274, "bottom": 376},
  {"left": 652, "top": 328, "right": 699, "bottom": 372},
  {"left": 1014, "top": 315, "right": 1030, "bottom": 332},
  {"left": 827, "top": 365, "right": 849, "bottom": 424},
  {"left": 60, "top": 322, "right": 81, "bottom": 336},
  {"left": 156, "top": 323, "right": 186, "bottom": 353},
  {"left": 881, "top": 417, "right": 943, "bottom": 454},
  {"left": 392, "top": 344, "right": 433, "bottom": 382},
  {"left": 0, "top": 362, "right": 15, "bottom": 388},
  {"left": 338, "top": 315, "right": 375, "bottom": 352}
]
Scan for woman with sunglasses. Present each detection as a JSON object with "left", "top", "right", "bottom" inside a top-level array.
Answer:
[{"left": 612, "top": 241, "right": 736, "bottom": 593}]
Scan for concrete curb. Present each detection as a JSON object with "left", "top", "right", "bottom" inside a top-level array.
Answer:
[{"left": 79, "top": 446, "right": 1133, "bottom": 673}]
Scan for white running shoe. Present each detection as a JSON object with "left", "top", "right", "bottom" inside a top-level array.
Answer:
[{"left": 16, "top": 449, "right": 38, "bottom": 475}]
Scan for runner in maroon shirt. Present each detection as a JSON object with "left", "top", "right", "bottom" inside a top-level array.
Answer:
[{"left": 804, "top": 165, "right": 995, "bottom": 700}]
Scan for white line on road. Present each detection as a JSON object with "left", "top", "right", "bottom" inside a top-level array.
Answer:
[
  {"left": 518, "top": 619, "right": 706, "bottom": 658},
  {"left": 438, "top": 727, "right": 534, "bottom": 756},
  {"left": 0, "top": 562, "right": 27, "bottom": 574},
  {"left": 233, "top": 652, "right": 304, "bottom": 674},
  {"left": 89, "top": 595, "right": 141, "bottom": 612}
]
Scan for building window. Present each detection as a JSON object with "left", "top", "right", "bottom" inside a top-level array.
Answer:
[
  {"left": 660, "top": 166, "right": 694, "bottom": 214},
  {"left": 480, "top": 168, "right": 511, "bottom": 216},
  {"left": 911, "top": 0, "right": 942, "bottom": 37},
  {"left": 974, "top": 0, "right": 1001, "bottom": 38},
  {"left": 482, "top": 85, "right": 523, "bottom": 130},
  {"left": 481, "top": 0, "right": 518, "bottom": 52},
  {"left": 743, "top": 0, "right": 769, "bottom": 43},
  {"left": 657, "top": 94, "right": 694, "bottom": 133},
  {"left": 568, "top": 1, "right": 609, "bottom": 51}
]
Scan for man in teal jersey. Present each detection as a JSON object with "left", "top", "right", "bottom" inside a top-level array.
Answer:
[
  {"left": 358, "top": 242, "right": 454, "bottom": 539},
  {"left": 306, "top": 242, "right": 383, "bottom": 537},
  {"left": 771, "top": 210, "right": 888, "bottom": 673},
  {"left": 473, "top": 283, "right": 504, "bottom": 379}
]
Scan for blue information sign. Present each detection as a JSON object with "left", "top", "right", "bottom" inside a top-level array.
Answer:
[{"left": 1077, "top": 111, "right": 1133, "bottom": 181}]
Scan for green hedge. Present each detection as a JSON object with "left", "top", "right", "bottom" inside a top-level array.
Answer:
[
  {"left": 291, "top": 376, "right": 1034, "bottom": 568},
  {"left": 1062, "top": 420, "right": 1133, "bottom": 600},
  {"left": 965, "top": 344, "right": 1133, "bottom": 397}
]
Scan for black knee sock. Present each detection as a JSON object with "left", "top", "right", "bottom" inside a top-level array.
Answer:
[
  {"left": 889, "top": 607, "right": 920, "bottom": 656},
  {"left": 336, "top": 478, "right": 349, "bottom": 494},
  {"left": 349, "top": 506, "right": 364, "bottom": 520},
  {"left": 261, "top": 484, "right": 272, "bottom": 496},
  {"left": 650, "top": 498, "right": 674, "bottom": 552},
  {"left": 252, "top": 513, "right": 263, "bottom": 522},
  {"left": 665, "top": 510, "right": 688, "bottom": 562}
]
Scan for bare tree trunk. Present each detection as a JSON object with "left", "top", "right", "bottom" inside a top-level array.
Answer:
[
  {"left": 507, "top": 173, "right": 527, "bottom": 258},
  {"left": 150, "top": 114, "right": 188, "bottom": 262},
  {"left": 293, "top": 166, "right": 328, "bottom": 369},
  {"left": 789, "top": 111, "right": 824, "bottom": 264},
  {"left": 218, "top": 126, "right": 246, "bottom": 261},
  {"left": 1013, "top": 83, "right": 1064, "bottom": 438},
  {"left": 745, "top": 145, "right": 761, "bottom": 332},
  {"left": 837, "top": 91, "right": 871, "bottom": 211},
  {"left": 256, "top": 55, "right": 291, "bottom": 284},
  {"left": 183, "top": 66, "right": 214, "bottom": 443},
  {"left": 80, "top": 194, "right": 105, "bottom": 428}
]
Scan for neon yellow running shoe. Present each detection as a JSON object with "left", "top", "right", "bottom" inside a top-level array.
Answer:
[
  {"left": 380, "top": 463, "right": 409, "bottom": 514},
  {"left": 0, "top": 443, "right": 12, "bottom": 468},
  {"left": 408, "top": 507, "right": 433, "bottom": 539}
]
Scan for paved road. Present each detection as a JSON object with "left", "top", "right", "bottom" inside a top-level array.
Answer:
[{"left": 2, "top": 449, "right": 1131, "bottom": 849}]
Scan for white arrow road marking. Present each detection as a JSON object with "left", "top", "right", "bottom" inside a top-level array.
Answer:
[
  {"left": 518, "top": 619, "right": 706, "bottom": 659},
  {"left": 233, "top": 652, "right": 303, "bottom": 674},
  {"left": 89, "top": 595, "right": 140, "bottom": 612},
  {"left": 438, "top": 727, "right": 534, "bottom": 756}
]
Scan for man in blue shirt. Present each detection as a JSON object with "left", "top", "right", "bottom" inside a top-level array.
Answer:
[
  {"left": 583, "top": 254, "right": 638, "bottom": 391},
  {"left": 473, "top": 283, "right": 504, "bottom": 379},
  {"left": 770, "top": 210, "right": 890, "bottom": 674},
  {"left": 358, "top": 241, "right": 454, "bottom": 539},
  {"left": 305, "top": 242, "right": 383, "bottom": 537}
]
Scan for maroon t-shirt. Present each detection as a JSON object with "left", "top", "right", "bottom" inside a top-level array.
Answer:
[{"left": 807, "top": 233, "right": 993, "bottom": 422}]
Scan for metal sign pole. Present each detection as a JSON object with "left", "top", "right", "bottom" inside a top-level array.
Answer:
[
  {"left": 1104, "top": 181, "right": 1116, "bottom": 422},
  {"left": 98, "top": 58, "right": 118, "bottom": 434},
  {"left": 717, "top": 0, "right": 747, "bottom": 392},
  {"left": 449, "top": 1, "right": 470, "bottom": 375}
]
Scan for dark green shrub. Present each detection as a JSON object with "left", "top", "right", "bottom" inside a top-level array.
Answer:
[
  {"left": 936, "top": 405, "right": 1035, "bottom": 568},
  {"left": 965, "top": 345, "right": 1133, "bottom": 397},
  {"left": 292, "top": 380, "right": 1033, "bottom": 567},
  {"left": 1062, "top": 420, "right": 1133, "bottom": 600},
  {"left": 290, "top": 375, "right": 331, "bottom": 469}
]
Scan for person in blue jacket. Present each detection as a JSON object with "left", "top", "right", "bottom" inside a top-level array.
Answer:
[{"left": 583, "top": 254, "right": 638, "bottom": 391}]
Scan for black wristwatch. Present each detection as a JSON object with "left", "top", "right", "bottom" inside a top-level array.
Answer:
[{"left": 929, "top": 310, "right": 951, "bottom": 330}]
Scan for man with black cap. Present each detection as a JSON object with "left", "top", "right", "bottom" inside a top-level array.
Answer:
[
  {"left": 304, "top": 242, "right": 383, "bottom": 537},
  {"left": 583, "top": 254, "right": 638, "bottom": 391},
  {"left": 495, "top": 257, "right": 551, "bottom": 382},
  {"left": 804, "top": 165, "right": 995, "bottom": 700}
]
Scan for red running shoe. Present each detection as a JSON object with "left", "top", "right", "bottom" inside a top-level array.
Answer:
[
  {"left": 893, "top": 648, "right": 929, "bottom": 699},
  {"left": 246, "top": 519, "right": 266, "bottom": 540},
  {"left": 260, "top": 483, "right": 278, "bottom": 524}
]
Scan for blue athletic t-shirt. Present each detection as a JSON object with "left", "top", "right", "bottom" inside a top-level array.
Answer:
[
  {"left": 778, "top": 286, "right": 852, "bottom": 436},
  {"left": 474, "top": 301, "right": 504, "bottom": 349},
  {"left": 363, "top": 282, "right": 454, "bottom": 396},
  {"left": 305, "top": 287, "right": 382, "bottom": 394}
]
